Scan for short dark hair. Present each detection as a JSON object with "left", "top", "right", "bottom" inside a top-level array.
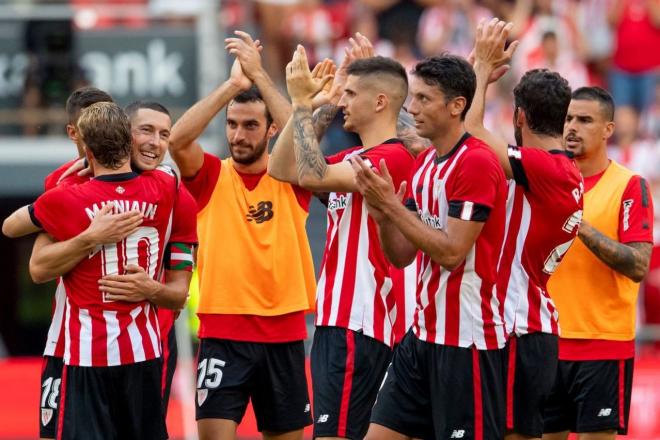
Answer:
[
  {"left": 346, "top": 56, "right": 408, "bottom": 88},
  {"left": 411, "top": 55, "right": 476, "bottom": 120},
  {"left": 513, "top": 69, "right": 571, "bottom": 138},
  {"left": 77, "top": 102, "right": 132, "bottom": 170},
  {"left": 571, "top": 86, "right": 615, "bottom": 121},
  {"left": 65, "top": 86, "right": 113, "bottom": 124},
  {"left": 124, "top": 101, "right": 171, "bottom": 120},
  {"left": 230, "top": 86, "right": 273, "bottom": 126}
]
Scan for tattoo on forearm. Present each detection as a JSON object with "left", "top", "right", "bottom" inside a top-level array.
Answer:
[
  {"left": 312, "top": 104, "right": 339, "bottom": 141},
  {"left": 293, "top": 105, "right": 328, "bottom": 180},
  {"left": 579, "top": 225, "right": 652, "bottom": 281}
]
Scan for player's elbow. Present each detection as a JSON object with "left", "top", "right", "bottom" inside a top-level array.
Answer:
[
  {"left": 388, "top": 252, "right": 416, "bottom": 269},
  {"left": 266, "top": 163, "right": 295, "bottom": 185},
  {"left": 437, "top": 252, "right": 466, "bottom": 272},
  {"left": 29, "top": 260, "right": 53, "bottom": 284},
  {"left": 2, "top": 218, "right": 17, "bottom": 238}
]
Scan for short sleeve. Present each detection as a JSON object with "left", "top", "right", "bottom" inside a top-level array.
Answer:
[
  {"left": 32, "top": 188, "right": 72, "bottom": 241},
  {"left": 182, "top": 152, "right": 221, "bottom": 211},
  {"left": 619, "top": 175, "right": 654, "bottom": 243},
  {"left": 361, "top": 144, "right": 415, "bottom": 191},
  {"left": 447, "top": 149, "right": 502, "bottom": 222},
  {"left": 169, "top": 185, "right": 199, "bottom": 244}
]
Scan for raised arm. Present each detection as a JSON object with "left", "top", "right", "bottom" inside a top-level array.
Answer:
[
  {"left": 269, "top": 59, "right": 339, "bottom": 184},
  {"left": 29, "top": 205, "right": 143, "bottom": 283},
  {"left": 169, "top": 59, "right": 252, "bottom": 178},
  {"left": 226, "top": 31, "right": 292, "bottom": 130},
  {"left": 465, "top": 18, "right": 519, "bottom": 179},
  {"left": 286, "top": 45, "right": 360, "bottom": 193}
]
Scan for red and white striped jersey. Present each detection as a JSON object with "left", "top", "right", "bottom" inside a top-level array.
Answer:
[
  {"left": 498, "top": 146, "right": 583, "bottom": 336},
  {"left": 41, "top": 166, "right": 198, "bottom": 359},
  {"left": 316, "top": 140, "right": 415, "bottom": 346},
  {"left": 42, "top": 159, "right": 88, "bottom": 358},
  {"left": 388, "top": 261, "right": 419, "bottom": 345},
  {"left": 32, "top": 168, "right": 196, "bottom": 366},
  {"left": 406, "top": 134, "right": 508, "bottom": 350}
]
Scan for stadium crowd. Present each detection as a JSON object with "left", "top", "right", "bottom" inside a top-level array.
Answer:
[{"left": 2, "top": 0, "right": 660, "bottom": 439}]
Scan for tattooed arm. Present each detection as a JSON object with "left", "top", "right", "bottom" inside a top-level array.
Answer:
[
  {"left": 268, "top": 103, "right": 341, "bottom": 184},
  {"left": 292, "top": 103, "right": 357, "bottom": 193},
  {"left": 578, "top": 221, "right": 652, "bottom": 282},
  {"left": 312, "top": 103, "right": 340, "bottom": 141}
]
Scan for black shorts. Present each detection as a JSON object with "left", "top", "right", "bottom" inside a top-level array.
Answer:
[
  {"left": 40, "top": 356, "right": 64, "bottom": 439},
  {"left": 371, "top": 330, "right": 506, "bottom": 440},
  {"left": 544, "top": 358, "right": 634, "bottom": 434},
  {"left": 504, "top": 333, "right": 558, "bottom": 437},
  {"left": 195, "top": 338, "right": 312, "bottom": 432},
  {"left": 311, "top": 326, "right": 392, "bottom": 440},
  {"left": 160, "top": 319, "right": 177, "bottom": 418},
  {"left": 57, "top": 358, "right": 167, "bottom": 440}
]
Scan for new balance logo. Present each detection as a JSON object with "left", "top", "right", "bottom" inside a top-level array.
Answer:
[
  {"left": 317, "top": 414, "right": 329, "bottom": 423},
  {"left": 247, "top": 201, "right": 274, "bottom": 223},
  {"left": 450, "top": 429, "right": 466, "bottom": 438},
  {"left": 598, "top": 408, "right": 612, "bottom": 417}
]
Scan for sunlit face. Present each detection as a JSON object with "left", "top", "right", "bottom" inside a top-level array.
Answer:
[
  {"left": 225, "top": 101, "right": 270, "bottom": 165},
  {"left": 130, "top": 108, "right": 172, "bottom": 171},
  {"left": 406, "top": 75, "right": 453, "bottom": 140},
  {"left": 563, "top": 99, "right": 613, "bottom": 158},
  {"left": 337, "top": 75, "right": 376, "bottom": 133}
]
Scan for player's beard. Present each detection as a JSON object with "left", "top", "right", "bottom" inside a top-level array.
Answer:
[{"left": 230, "top": 137, "right": 268, "bottom": 165}]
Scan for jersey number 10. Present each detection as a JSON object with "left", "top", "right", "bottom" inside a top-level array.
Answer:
[{"left": 96, "top": 226, "right": 160, "bottom": 302}]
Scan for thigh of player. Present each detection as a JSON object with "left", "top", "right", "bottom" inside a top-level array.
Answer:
[
  {"left": 429, "top": 345, "right": 506, "bottom": 440},
  {"left": 195, "top": 338, "right": 258, "bottom": 424},
  {"left": 57, "top": 359, "right": 167, "bottom": 440},
  {"left": 311, "top": 326, "right": 393, "bottom": 440},
  {"left": 571, "top": 359, "right": 634, "bottom": 435},
  {"left": 370, "top": 330, "right": 433, "bottom": 440},
  {"left": 505, "top": 333, "right": 559, "bottom": 438},
  {"left": 39, "top": 356, "right": 64, "bottom": 439},
  {"left": 250, "top": 340, "right": 312, "bottom": 434}
]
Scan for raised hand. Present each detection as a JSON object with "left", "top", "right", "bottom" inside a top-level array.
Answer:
[
  {"left": 330, "top": 32, "right": 376, "bottom": 103},
  {"left": 225, "top": 30, "right": 265, "bottom": 81},
  {"left": 228, "top": 57, "right": 253, "bottom": 92},
  {"left": 286, "top": 45, "right": 334, "bottom": 105},
  {"left": 472, "top": 18, "right": 519, "bottom": 78},
  {"left": 311, "top": 58, "right": 338, "bottom": 109}
]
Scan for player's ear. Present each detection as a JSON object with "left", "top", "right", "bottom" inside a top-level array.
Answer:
[
  {"left": 66, "top": 123, "right": 78, "bottom": 142},
  {"left": 514, "top": 107, "right": 525, "bottom": 128},
  {"left": 450, "top": 96, "right": 467, "bottom": 118},
  {"left": 266, "top": 122, "right": 278, "bottom": 138},
  {"left": 375, "top": 93, "right": 389, "bottom": 113},
  {"left": 603, "top": 120, "right": 615, "bottom": 141}
]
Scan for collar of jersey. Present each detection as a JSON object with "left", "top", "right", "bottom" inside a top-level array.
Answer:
[
  {"left": 94, "top": 171, "right": 139, "bottom": 182},
  {"left": 435, "top": 132, "right": 471, "bottom": 164}
]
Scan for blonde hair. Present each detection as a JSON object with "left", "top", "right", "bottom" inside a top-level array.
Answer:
[{"left": 77, "top": 102, "right": 132, "bottom": 169}]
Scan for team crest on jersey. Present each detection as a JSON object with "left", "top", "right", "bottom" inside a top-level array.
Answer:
[
  {"left": 41, "top": 408, "right": 53, "bottom": 426},
  {"left": 115, "top": 186, "right": 125, "bottom": 194},
  {"left": 197, "top": 388, "right": 208, "bottom": 406}
]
